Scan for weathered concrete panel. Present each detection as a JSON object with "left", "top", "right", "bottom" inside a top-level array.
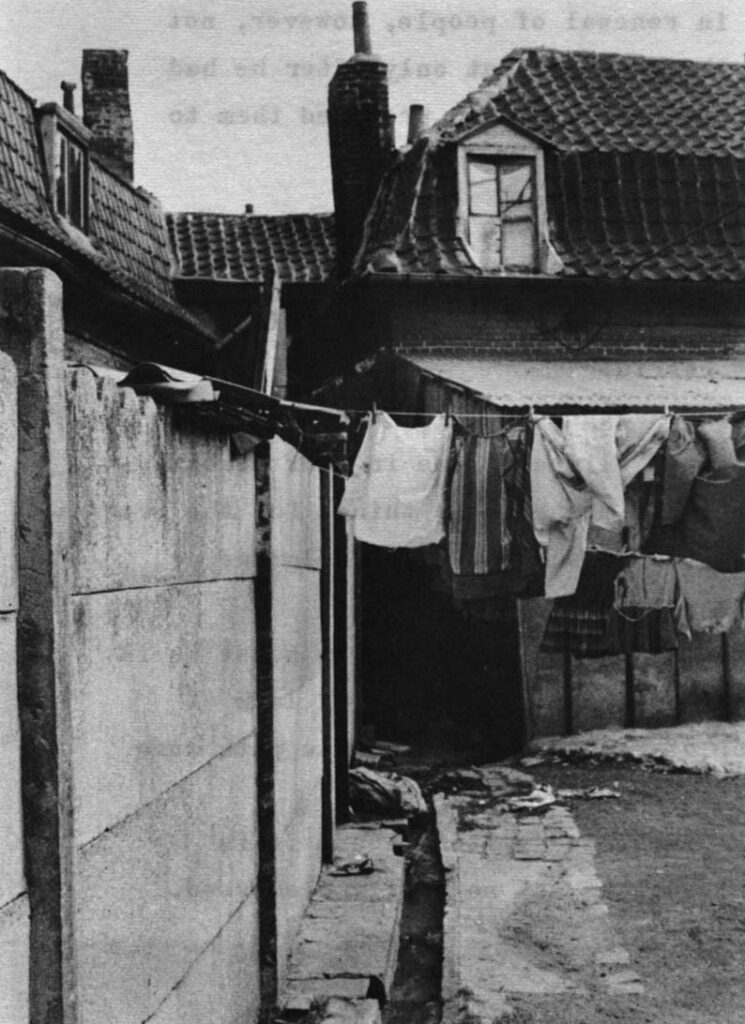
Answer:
[
  {"left": 0, "top": 894, "right": 29, "bottom": 1024},
  {"left": 572, "top": 656, "right": 626, "bottom": 733},
  {"left": 150, "top": 894, "right": 260, "bottom": 1024},
  {"left": 66, "top": 369, "right": 255, "bottom": 592},
  {"left": 271, "top": 438, "right": 321, "bottom": 569},
  {"left": 726, "top": 628, "right": 745, "bottom": 720},
  {"left": 76, "top": 736, "right": 258, "bottom": 1024},
  {"left": 273, "top": 563, "right": 323, "bottom": 989},
  {"left": 0, "top": 352, "right": 17, "bottom": 612},
  {"left": 0, "top": 615, "right": 23, "bottom": 908},
  {"left": 71, "top": 581, "right": 256, "bottom": 846},
  {"left": 679, "top": 634, "right": 728, "bottom": 722},
  {"left": 634, "top": 652, "right": 677, "bottom": 727}
]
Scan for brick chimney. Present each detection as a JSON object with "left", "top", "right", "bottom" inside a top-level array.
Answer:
[
  {"left": 81, "top": 50, "right": 134, "bottom": 182},
  {"left": 327, "top": 2, "right": 391, "bottom": 276}
]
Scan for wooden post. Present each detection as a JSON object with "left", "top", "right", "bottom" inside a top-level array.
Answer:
[
  {"left": 320, "top": 468, "right": 336, "bottom": 862},
  {"left": 562, "top": 648, "right": 574, "bottom": 736},
  {"left": 673, "top": 648, "right": 683, "bottom": 725},
  {"left": 333, "top": 474, "right": 351, "bottom": 822},
  {"left": 624, "top": 652, "right": 636, "bottom": 728},
  {"left": 722, "top": 633, "right": 733, "bottom": 723},
  {"left": 254, "top": 444, "right": 278, "bottom": 1012}
]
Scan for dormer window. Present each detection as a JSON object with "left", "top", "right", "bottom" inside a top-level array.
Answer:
[
  {"left": 38, "top": 99, "right": 92, "bottom": 235},
  {"left": 457, "top": 119, "right": 558, "bottom": 274},
  {"left": 466, "top": 156, "right": 536, "bottom": 270},
  {"left": 56, "top": 130, "right": 88, "bottom": 229}
]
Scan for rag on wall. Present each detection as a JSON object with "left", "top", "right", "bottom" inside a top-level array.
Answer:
[{"left": 338, "top": 411, "right": 453, "bottom": 547}]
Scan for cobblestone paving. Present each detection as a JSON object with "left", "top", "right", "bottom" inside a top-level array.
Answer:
[{"left": 435, "top": 768, "right": 643, "bottom": 1024}]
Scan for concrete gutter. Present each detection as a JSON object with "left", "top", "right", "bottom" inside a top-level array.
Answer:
[{"left": 280, "top": 822, "right": 405, "bottom": 1023}]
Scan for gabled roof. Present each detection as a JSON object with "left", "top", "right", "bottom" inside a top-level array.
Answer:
[
  {"left": 357, "top": 48, "right": 745, "bottom": 282},
  {"left": 166, "top": 211, "right": 336, "bottom": 284},
  {"left": 0, "top": 68, "right": 213, "bottom": 339}
]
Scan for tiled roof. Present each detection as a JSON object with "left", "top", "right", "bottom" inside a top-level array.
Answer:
[
  {"left": 403, "top": 352, "right": 745, "bottom": 409},
  {"left": 433, "top": 49, "right": 745, "bottom": 156},
  {"left": 166, "top": 212, "right": 336, "bottom": 284},
  {"left": 357, "top": 49, "right": 745, "bottom": 282},
  {"left": 0, "top": 68, "right": 212, "bottom": 337}
]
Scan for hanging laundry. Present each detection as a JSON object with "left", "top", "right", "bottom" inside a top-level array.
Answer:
[
  {"left": 339, "top": 412, "right": 452, "bottom": 548},
  {"left": 676, "top": 558, "right": 745, "bottom": 636},
  {"left": 605, "top": 555, "right": 682, "bottom": 653},
  {"left": 531, "top": 414, "right": 669, "bottom": 598},
  {"left": 540, "top": 551, "right": 625, "bottom": 658},
  {"left": 679, "top": 419, "right": 745, "bottom": 573},
  {"left": 448, "top": 431, "right": 513, "bottom": 575},
  {"left": 661, "top": 416, "right": 706, "bottom": 525}
]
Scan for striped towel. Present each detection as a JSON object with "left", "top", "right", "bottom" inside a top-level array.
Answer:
[{"left": 448, "top": 433, "right": 514, "bottom": 575}]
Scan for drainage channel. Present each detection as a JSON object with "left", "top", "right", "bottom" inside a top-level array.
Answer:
[{"left": 384, "top": 803, "right": 445, "bottom": 1024}]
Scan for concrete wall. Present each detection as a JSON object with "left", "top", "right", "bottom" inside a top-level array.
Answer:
[
  {"left": 270, "top": 439, "right": 323, "bottom": 992},
  {"left": 0, "top": 350, "right": 28, "bottom": 1024},
  {"left": 66, "top": 369, "right": 259, "bottom": 1024}
]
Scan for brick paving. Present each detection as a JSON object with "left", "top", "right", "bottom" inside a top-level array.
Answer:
[{"left": 435, "top": 767, "right": 643, "bottom": 1023}]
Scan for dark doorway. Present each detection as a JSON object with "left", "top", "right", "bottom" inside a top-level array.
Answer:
[{"left": 359, "top": 545, "right": 526, "bottom": 760}]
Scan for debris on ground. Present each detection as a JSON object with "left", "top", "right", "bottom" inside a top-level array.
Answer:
[
  {"left": 349, "top": 767, "right": 428, "bottom": 817},
  {"left": 556, "top": 785, "right": 621, "bottom": 800},
  {"left": 329, "top": 854, "right": 375, "bottom": 876},
  {"left": 532, "top": 721, "right": 745, "bottom": 778},
  {"left": 506, "top": 784, "right": 557, "bottom": 813}
]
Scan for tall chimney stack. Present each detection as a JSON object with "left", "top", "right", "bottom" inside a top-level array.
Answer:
[
  {"left": 81, "top": 50, "right": 134, "bottom": 182},
  {"left": 328, "top": 2, "right": 391, "bottom": 276}
]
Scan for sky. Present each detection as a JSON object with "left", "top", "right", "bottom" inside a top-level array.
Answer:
[{"left": 2, "top": 0, "right": 744, "bottom": 215}]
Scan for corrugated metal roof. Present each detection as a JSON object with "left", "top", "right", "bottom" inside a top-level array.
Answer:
[{"left": 402, "top": 353, "right": 745, "bottom": 409}]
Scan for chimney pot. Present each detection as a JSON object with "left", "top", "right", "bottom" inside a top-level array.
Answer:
[
  {"left": 352, "top": 1, "right": 372, "bottom": 55},
  {"left": 387, "top": 113, "right": 397, "bottom": 150},
  {"left": 407, "top": 104, "right": 426, "bottom": 145},
  {"left": 244, "top": 204, "right": 254, "bottom": 214},
  {"left": 60, "top": 81, "right": 77, "bottom": 114}
]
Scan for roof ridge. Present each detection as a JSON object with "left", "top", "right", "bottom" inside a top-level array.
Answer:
[
  {"left": 0, "top": 66, "right": 39, "bottom": 110},
  {"left": 495, "top": 46, "right": 745, "bottom": 70},
  {"left": 167, "top": 210, "right": 334, "bottom": 220}
]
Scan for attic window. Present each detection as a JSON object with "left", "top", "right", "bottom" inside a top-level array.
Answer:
[
  {"left": 38, "top": 102, "right": 92, "bottom": 235},
  {"left": 466, "top": 155, "right": 536, "bottom": 270},
  {"left": 56, "top": 130, "right": 88, "bottom": 230}
]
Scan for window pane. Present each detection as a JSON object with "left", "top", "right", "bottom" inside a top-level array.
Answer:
[
  {"left": 502, "top": 218, "right": 536, "bottom": 269},
  {"left": 56, "top": 138, "right": 68, "bottom": 217},
  {"left": 468, "top": 158, "right": 498, "bottom": 215},
  {"left": 468, "top": 216, "right": 501, "bottom": 269},
  {"left": 69, "top": 144, "right": 83, "bottom": 227},
  {"left": 499, "top": 161, "right": 533, "bottom": 217}
]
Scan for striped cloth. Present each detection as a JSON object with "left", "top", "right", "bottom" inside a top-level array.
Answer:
[{"left": 448, "top": 432, "right": 515, "bottom": 575}]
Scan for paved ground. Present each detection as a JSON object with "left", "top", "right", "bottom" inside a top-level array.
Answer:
[
  {"left": 531, "top": 720, "right": 745, "bottom": 777},
  {"left": 434, "top": 765, "right": 643, "bottom": 1024}
]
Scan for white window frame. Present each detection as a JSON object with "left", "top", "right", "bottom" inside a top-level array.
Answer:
[
  {"left": 456, "top": 120, "right": 551, "bottom": 274},
  {"left": 38, "top": 103, "right": 92, "bottom": 235}
]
